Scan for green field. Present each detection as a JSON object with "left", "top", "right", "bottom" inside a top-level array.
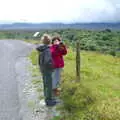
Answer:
[
  {"left": 61, "top": 50, "right": 120, "bottom": 120},
  {"left": 29, "top": 48, "right": 120, "bottom": 120}
]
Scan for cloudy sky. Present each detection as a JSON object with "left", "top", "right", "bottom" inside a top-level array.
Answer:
[{"left": 0, "top": 0, "right": 120, "bottom": 23}]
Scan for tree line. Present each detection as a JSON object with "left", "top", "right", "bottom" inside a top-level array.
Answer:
[{"left": 0, "top": 29, "right": 120, "bottom": 56}]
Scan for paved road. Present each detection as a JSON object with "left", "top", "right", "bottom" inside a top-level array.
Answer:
[
  {"left": 0, "top": 40, "right": 60, "bottom": 120},
  {"left": 0, "top": 40, "right": 34, "bottom": 120}
]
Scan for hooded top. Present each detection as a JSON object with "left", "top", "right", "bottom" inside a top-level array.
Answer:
[
  {"left": 36, "top": 44, "right": 53, "bottom": 73},
  {"left": 50, "top": 44, "right": 67, "bottom": 68}
]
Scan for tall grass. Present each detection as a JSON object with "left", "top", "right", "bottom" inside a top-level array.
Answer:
[{"left": 60, "top": 50, "right": 120, "bottom": 120}]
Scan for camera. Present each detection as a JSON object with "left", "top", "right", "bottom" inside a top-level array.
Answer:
[{"left": 59, "top": 42, "right": 63, "bottom": 45}]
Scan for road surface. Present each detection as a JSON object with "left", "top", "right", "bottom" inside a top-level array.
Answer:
[
  {"left": 0, "top": 40, "right": 36, "bottom": 120},
  {"left": 0, "top": 40, "right": 60, "bottom": 120}
]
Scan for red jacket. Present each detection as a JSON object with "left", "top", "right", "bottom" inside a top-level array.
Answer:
[{"left": 50, "top": 44, "right": 67, "bottom": 68}]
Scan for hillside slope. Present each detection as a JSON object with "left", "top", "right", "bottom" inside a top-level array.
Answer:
[{"left": 61, "top": 50, "right": 120, "bottom": 120}]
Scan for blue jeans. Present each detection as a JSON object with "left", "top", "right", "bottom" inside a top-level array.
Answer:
[
  {"left": 52, "top": 68, "right": 62, "bottom": 89},
  {"left": 42, "top": 71, "right": 53, "bottom": 100}
]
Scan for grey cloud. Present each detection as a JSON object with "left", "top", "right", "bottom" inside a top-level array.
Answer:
[{"left": 74, "top": 0, "right": 120, "bottom": 23}]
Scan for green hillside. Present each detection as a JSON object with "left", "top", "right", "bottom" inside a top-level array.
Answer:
[
  {"left": 61, "top": 50, "right": 120, "bottom": 120},
  {"left": 1, "top": 29, "right": 120, "bottom": 57},
  {"left": 30, "top": 49, "right": 120, "bottom": 120}
]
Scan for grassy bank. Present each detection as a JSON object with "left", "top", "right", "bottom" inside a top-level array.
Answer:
[
  {"left": 29, "top": 49, "right": 120, "bottom": 120},
  {"left": 61, "top": 50, "right": 120, "bottom": 120}
]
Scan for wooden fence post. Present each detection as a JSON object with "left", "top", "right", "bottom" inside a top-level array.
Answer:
[{"left": 76, "top": 40, "right": 80, "bottom": 82}]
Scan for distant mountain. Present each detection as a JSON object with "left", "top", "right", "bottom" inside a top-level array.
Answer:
[{"left": 0, "top": 22, "right": 120, "bottom": 30}]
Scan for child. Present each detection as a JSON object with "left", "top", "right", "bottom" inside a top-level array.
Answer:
[
  {"left": 36, "top": 34, "right": 56, "bottom": 106},
  {"left": 50, "top": 36, "right": 67, "bottom": 96}
]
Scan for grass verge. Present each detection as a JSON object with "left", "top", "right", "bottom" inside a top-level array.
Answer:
[{"left": 29, "top": 48, "right": 120, "bottom": 120}]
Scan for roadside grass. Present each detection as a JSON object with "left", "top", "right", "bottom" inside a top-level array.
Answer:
[
  {"left": 29, "top": 50, "right": 38, "bottom": 65},
  {"left": 29, "top": 48, "right": 120, "bottom": 120},
  {"left": 61, "top": 50, "right": 120, "bottom": 120}
]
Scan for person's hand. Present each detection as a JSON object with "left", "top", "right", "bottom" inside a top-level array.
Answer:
[
  {"left": 59, "top": 42, "right": 65, "bottom": 50},
  {"left": 33, "top": 43, "right": 40, "bottom": 49}
]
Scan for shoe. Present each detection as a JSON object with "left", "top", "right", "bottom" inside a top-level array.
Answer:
[
  {"left": 53, "top": 88, "right": 61, "bottom": 96},
  {"left": 45, "top": 99, "right": 57, "bottom": 106}
]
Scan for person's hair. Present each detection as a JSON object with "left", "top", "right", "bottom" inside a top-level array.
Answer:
[
  {"left": 52, "top": 36, "right": 61, "bottom": 44},
  {"left": 41, "top": 34, "right": 51, "bottom": 41},
  {"left": 41, "top": 34, "right": 51, "bottom": 44}
]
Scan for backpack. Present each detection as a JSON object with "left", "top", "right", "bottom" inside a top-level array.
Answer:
[{"left": 36, "top": 45, "right": 54, "bottom": 73}]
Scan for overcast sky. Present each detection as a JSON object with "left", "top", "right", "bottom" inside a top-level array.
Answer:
[{"left": 0, "top": 0, "right": 120, "bottom": 23}]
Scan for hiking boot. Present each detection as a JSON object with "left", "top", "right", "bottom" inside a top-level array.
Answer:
[
  {"left": 45, "top": 99, "right": 57, "bottom": 106},
  {"left": 53, "top": 88, "right": 61, "bottom": 96}
]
